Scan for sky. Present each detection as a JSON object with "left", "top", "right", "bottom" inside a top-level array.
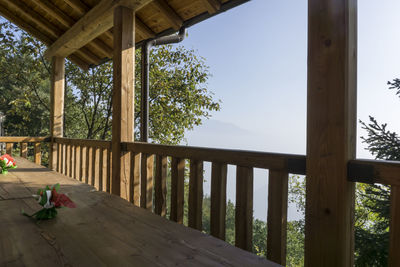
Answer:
[{"left": 174, "top": 0, "right": 400, "bottom": 220}]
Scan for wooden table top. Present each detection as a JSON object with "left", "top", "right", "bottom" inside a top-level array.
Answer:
[{"left": 0, "top": 157, "right": 278, "bottom": 267}]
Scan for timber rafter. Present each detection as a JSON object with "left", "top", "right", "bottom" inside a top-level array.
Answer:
[{"left": 0, "top": 0, "right": 249, "bottom": 68}]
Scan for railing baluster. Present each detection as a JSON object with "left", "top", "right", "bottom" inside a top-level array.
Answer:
[
  {"left": 390, "top": 185, "right": 400, "bottom": 267},
  {"left": 210, "top": 162, "right": 227, "bottom": 240},
  {"left": 70, "top": 145, "right": 75, "bottom": 178},
  {"left": 81, "top": 146, "right": 87, "bottom": 183},
  {"left": 85, "top": 146, "right": 91, "bottom": 184},
  {"left": 88, "top": 146, "right": 94, "bottom": 185},
  {"left": 93, "top": 147, "right": 100, "bottom": 190},
  {"left": 108, "top": 150, "right": 112, "bottom": 193},
  {"left": 6, "top": 143, "right": 12, "bottom": 155},
  {"left": 75, "top": 145, "right": 81, "bottom": 180},
  {"left": 62, "top": 144, "right": 66, "bottom": 175},
  {"left": 267, "top": 169, "right": 288, "bottom": 265},
  {"left": 235, "top": 166, "right": 253, "bottom": 251},
  {"left": 140, "top": 153, "right": 148, "bottom": 209},
  {"left": 98, "top": 147, "right": 103, "bottom": 191},
  {"left": 102, "top": 148, "right": 108, "bottom": 192},
  {"left": 66, "top": 144, "right": 71, "bottom": 176},
  {"left": 140, "top": 154, "right": 154, "bottom": 210},
  {"left": 20, "top": 143, "right": 27, "bottom": 158},
  {"left": 155, "top": 155, "right": 167, "bottom": 216},
  {"left": 34, "top": 143, "right": 41, "bottom": 165},
  {"left": 132, "top": 152, "right": 141, "bottom": 205},
  {"left": 147, "top": 155, "right": 155, "bottom": 210},
  {"left": 170, "top": 157, "right": 185, "bottom": 224},
  {"left": 57, "top": 143, "right": 62, "bottom": 172},
  {"left": 189, "top": 160, "right": 203, "bottom": 230}
]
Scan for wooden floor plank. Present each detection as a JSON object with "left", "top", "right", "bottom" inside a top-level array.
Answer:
[{"left": 0, "top": 157, "right": 277, "bottom": 267}]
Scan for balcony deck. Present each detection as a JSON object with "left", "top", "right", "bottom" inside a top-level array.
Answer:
[{"left": 0, "top": 157, "right": 277, "bottom": 266}]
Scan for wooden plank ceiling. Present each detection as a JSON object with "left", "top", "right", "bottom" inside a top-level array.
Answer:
[{"left": 0, "top": 0, "right": 247, "bottom": 69}]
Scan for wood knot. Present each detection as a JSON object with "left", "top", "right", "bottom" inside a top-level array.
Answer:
[{"left": 324, "top": 39, "right": 332, "bottom": 47}]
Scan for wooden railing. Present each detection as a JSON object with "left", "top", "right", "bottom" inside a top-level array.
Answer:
[
  {"left": 50, "top": 137, "right": 305, "bottom": 265},
  {"left": 53, "top": 137, "right": 112, "bottom": 193},
  {"left": 123, "top": 141, "right": 306, "bottom": 265},
  {"left": 0, "top": 136, "right": 48, "bottom": 165},
  {"left": 7, "top": 136, "right": 400, "bottom": 265},
  {"left": 348, "top": 159, "right": 400, "bottom": 266}
]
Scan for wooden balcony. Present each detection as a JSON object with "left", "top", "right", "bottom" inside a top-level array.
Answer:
[
  {"left": 1, "top": 156, "right": 275, "bottom": 266},
  {"left": 1, "top": 0, "right": 400, "bottom": 265},
  {"left": 1, "top": 136, "right": 400, "bottom": 266}
]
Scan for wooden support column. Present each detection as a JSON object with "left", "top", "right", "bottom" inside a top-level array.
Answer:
[
  {"left": 111, "top": 6, "right": 135, "bottom": 198},
  {"left": 305, "top": 0, "right": 357, "bottom": 266},
  {"left": 49, "top": 57, "right": 65, "bottom": 170}
]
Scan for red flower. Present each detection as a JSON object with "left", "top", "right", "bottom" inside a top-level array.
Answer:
[{"left": 51, "top": 188, "right": 76, "bottom": 208}]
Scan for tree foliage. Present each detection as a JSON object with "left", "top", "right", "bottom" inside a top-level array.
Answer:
[{"left": 0, "top": 19, "right": 220, "bottom": 145}]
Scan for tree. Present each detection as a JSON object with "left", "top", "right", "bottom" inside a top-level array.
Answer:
[{"left": 0, "top": 18, "right": 220, "bottom": 145}]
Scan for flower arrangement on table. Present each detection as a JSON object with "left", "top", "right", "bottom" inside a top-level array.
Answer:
[
  {"left": 0, "top": 154, "right": 17, "bottom": 174},
  {"left": 23, "top": 183, "right": 76, "bottom": 220}
]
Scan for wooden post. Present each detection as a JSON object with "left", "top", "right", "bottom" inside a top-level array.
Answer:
[
  {"left": 5, "top": 143, "right": 12, "bottom": 155},
  {"left": 49, "top": 57, "right": 65, "bottom": 170},
  {"left": 305, "top": 0, "right": 357, "bottom": 266},
  {"left": 188, "top": 160, "right": 203, "bottom": 230},
  {"left": 20, "top": 143, "right": 27, "bottom": 158},
  {"left": 34, "top": 143, "right": 41, "bottom": 165},
  {"left": 154, "top": 155, "right": 167, "bottom": 216},
  {"left": 210, "top": 163, "right": 227, "bottom": 240},
  {"left": 267, "top": 170, "right": 288, "bottom": 265},
  {"left": 235, "top": 166, "right": 253, "bottom": 251},
  {"left": 111, "top": 6, "right": 135, "bottom": 199},
  {"left": 170, "top": 157, "right": 185, "bottom": 224}
]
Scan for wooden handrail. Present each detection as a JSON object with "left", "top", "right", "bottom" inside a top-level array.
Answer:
[
  {"left": 348, "top": 159, "right": 400, "bottom": 186},
  {"left": 124, "top": 141, "right": 306, "bottom": 174},
  {"left": 53, "top": 137, "right": 111, "bottom": 149},
  {"left": 0, "top": 136, "right": 49, "bottom": 142},
  {"left": 0, "top": 136, "right": 47, "bottom": 165}
]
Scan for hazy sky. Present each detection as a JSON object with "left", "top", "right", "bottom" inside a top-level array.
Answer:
[{"left": 176, "top": 0, "right": 400, "bottom": 220}]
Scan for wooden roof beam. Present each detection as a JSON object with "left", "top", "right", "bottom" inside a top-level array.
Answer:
[
  {"left": 64, "top": 0, "right": 88, "bottom": 14},
  {"left": 136, "top": 17, "right": 155, "bottom": 39},
  {"left": 31, "top": 0, "right": 113, "bottom": 58},
  {"left": 153, "top": 0, "right": 183, "bottom": 30},
  {"left": 4, "top": 0, "right": 103, "bottom": 65},
  {"left": 0, "top": 4, "right": 89, "bottom": 70},
  {"left": 64, "top": 0, "right": 114, "bottom": 41},
  {"left": 3, "top": 0, "right": 60, "bottom": 39},
  {"left": 44, "top": 0, "right": 152, "bottom": 60},
  {"left": 202, "top": 0, "right": 221, "bottom": 14}
]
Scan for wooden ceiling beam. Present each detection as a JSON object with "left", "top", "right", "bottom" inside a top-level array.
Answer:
[
  {"left": 31, "top": 0, "right": 113, "bottom": 58},
  {"left": 3, "top": 0, "right": 102, "bottom": 65},
  {"left": 0, "top": 4, "right": 89, "bottom": 70},
  {"left": 153, "top": 0, "right": 183, "bottom": 30},
  {"left": 202, "top": 0, "right": 221, "bottom": 14},
  {"left": 64, "top": 0, "right": 88, "bottom": 14},
  {"left": 136, "top": 17, "right": 155, "bottom": 39},
  {"left": 64, "top": 0, "right": 114, "bottom": 41},
  {"left": 30, "top": 0, "right": 75, "bottom": 28},
  {"left": 44, "top": 0, "right": 152, "bottom": 60},
  {"left": 3, "top": 0, "right": 60, "bottom": 39}
]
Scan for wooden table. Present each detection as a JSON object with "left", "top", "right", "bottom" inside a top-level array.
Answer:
[{"left": 0, "top": 158, "right": 278, "bottom": 266}]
